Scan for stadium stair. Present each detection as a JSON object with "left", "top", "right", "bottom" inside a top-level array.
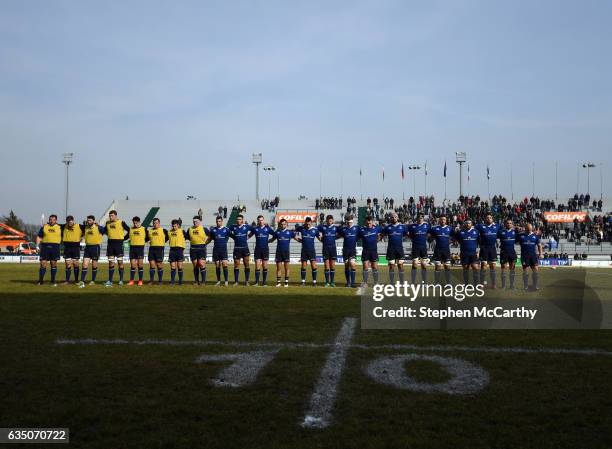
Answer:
[
  {"left": 357, "top": 206, "right": 368, "bottom": 226},
  {"left": 227, "top": 208, "right": 240, "bottom": 227},
  {"left": 141, "top": 207, "right": 160, "bottom": 227}
]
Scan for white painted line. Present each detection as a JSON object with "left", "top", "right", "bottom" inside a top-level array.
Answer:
[
  {"left": 301, "top": 317, "right": 357, "bottom": 429},
  {"left": 195, "top": 350, "right": 278, "bottom": 388},
  {"left": 353, "top": 344, "right": 612, "bottom": 357}
]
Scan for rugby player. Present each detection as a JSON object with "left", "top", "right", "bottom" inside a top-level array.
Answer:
[
  {"left": 250, "top": 215, "right": 273, "bottom": 286},
  {"left": 453, "top": 219, "right": 480, "bottom": 286},
  {"left": 476, "top": 213, "right": 500, "bottom": 288},
  {"left": 209, "top": 216, "right": 230, "bottom": 286},
  {"left": 295, "top": 216, "right": 320, "bottom": 287},
  {"left": 430, "top": 216, "right": 452, "bottom": 284},
  {"left": 517, "top": 223, "right": 543, "bottom": 291},
  {"left": 359, "top": 216, "right": 382, "bottom": 287},
  {"left": 498, "top": 218, "right": 518, "bottom": 289},
  {"left": 317, "top": 215, "right": 340, "bottom": 287},
  {"left": 229, "top": 214, "right": 252, "bottom": 286},
  {"left": 36, "top": 214, "right": 62, "bottom": 286},
  {"left": 338, "top": 216, "right": 359, "bottom": 288},
  {"left": 61, "top": 215, "right": 83, "bottom": 284},
  {"left": 78, "top": 215, "right": 105, "bottom": 287},
  {"left": 381, "top": 212, "right": 408, "bottom": 284},
  {"left": 146, "top": 218, "right": 168, "bottom": 285},
  {"left": 187, "top": 216, "right": 208, "bottom": 285},
  {"left": 408, "top": 214, "right": 430, "bottom": 283},
  {"left": 268, "top": 218, "right": 296, "bottom": 287},
  {"left": 168, "top": 219, "right": 186, "bottom": 285},
  {"left": 104, "top": 210, "right": 130, "bottom": 287},
  {"left": 127, "top": 216, "right": 146, "bottom": 286}
]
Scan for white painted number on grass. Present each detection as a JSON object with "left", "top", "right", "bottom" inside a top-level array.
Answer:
[
  {"left": 195, "top": 350, "right": 278, "bottom": 388},
  {"left": 366, "top": 354, "right": 489, "bottom": 395}
]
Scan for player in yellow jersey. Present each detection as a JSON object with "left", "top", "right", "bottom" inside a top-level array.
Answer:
[
  {"left": 78, "top": 215, "right": 106, "bottom": 288},
  {"left": 35, "top": 214, "right": 62, "bottom": 285},
  {"left": 146, "top": 218, "right": 168, "bottom": 285},
  {"left": 188, "top": 216, "right": 209, "bottom": 285},
  {"left": 168, "top": 219, "right": 186, "bottom": 285},
  {"left": 127, "top": 216, "right": 147, "bottom": 286},
  {"left": 104, "top": 210, "right": 130, "bottom": 287},
  {"left": 60, "top": 215, "right": 84, "bottom": 284}
]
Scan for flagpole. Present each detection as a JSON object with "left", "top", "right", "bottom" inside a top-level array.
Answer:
[
  {"left": 443, "top": 160, "right": 447, "bottom": 201},
  {"left": 359, "top": 167, "right": 363, "bottom": 201},
  {"left": 424, "top": 161, "right": 428, "bottom": 198},
  {"left": 555, "top": 161, "right": 558, "bottom": 201},
  {"left": 510, "top": 163, "right": 514, "bottom": 201}
]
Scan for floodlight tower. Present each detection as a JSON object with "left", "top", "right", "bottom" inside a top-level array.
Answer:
[
  {"left": 582, "top": 162, "right": 596, "bottom": 195},
  {"left": 455, "top": 152, "right": 466, "bottom": 197},
  {"left": 252, "top": 153, "right": 263, "bottom": 200},
  {"left": 62, "top": 153, "right": 74, "bottom": 219}
]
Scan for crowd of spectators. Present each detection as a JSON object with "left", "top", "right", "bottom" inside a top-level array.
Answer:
[{"left": 261, "top": 197, "right": 280, "bottom": 211}]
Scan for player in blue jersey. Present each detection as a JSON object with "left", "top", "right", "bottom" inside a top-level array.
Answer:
[
  {"left": 295, "top": 217, "right": 320, "bottom": 286},
  {"left": 318, "top": 215, "right": 340, "bottom": 287},
  {"left": 359, "top": 216, "right": 382, "bottom": 287},
  {"left": 452, "top": 219, "right": 480, "bottom": 286},
  {"left": 229, "top": 215, "right": 252, "bottom": 286},
  {"left": 430, "top": 216, "right": 452, "bottom": 285},
  {"left": 209, "top": 216, "right": 230, "bottom": 286},
  {"left": 382, "top": 213, "right": 408, "bottom": 284},
  {"left": 269, "top": 218, "right": 298, "bottom": 287},
  {"left": 476, "top": 213, "right": 501, "bottom": 288},
  {"left": 517, "top": 223, "right": 543, "bottom": 291},
  {"left": 408, "top": 214, "right": 431, "bottom": 283},
  {"left": 250, "top": 215, "right": 274, "bottom": 286},
  {"left": 338, "top": 216, "right": 360, "bottom": 287},
  {"left": 498, "top": 218, "right": 518, "bottom": 289}
]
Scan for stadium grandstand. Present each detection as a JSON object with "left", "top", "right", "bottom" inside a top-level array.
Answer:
[{"left": 96, "top": 193, "right": 612, "bottom": 263}]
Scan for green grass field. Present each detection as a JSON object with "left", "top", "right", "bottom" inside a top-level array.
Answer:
[{"left": 2, "top": 264, "right": 612, "bottom": 449}]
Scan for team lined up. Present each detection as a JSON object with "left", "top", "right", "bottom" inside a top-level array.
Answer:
[{"left": 36, "top": 210, "right": 543, "bottom": 290}]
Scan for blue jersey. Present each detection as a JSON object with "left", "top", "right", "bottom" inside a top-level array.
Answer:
[
  {"left": 297, "top": 226, "right": 320, "bottom": 251},
  {"left": 210, "top": 226, "right": 230, "bottom": 249},
  {"left": 453, "top": 227, "right": 479, "bottom": 254},
  {"left": 273, "top": 229, "right": 295, "bottom": 252},
  {"left": 339, "top": 225, "right": 360, "bottom": 250},
  {"left": 476, "top": 223, "right": 500, "bottom": 248},
  {"left": 408, "top": 222, "right": 430, "bottom": 248},
  {"left": 518, "top": 232, "right": 540, "bottom": 256},
  {"left": 430, "top": 225, "right": 452, "bottom": 251},
  {"left": 497, "top": 228, "right": 517, "bottom": 253},
  {"left": 317, "top": 224, "right": 340, "bottom": 247},
  {"left": 230, "top": 224, "right": 252, "bottom": 248},
  {"left": 382, "top": 223, "right": 408, "bottom": 249},
  {"left": 360, "top": 225, "right": 381, "bottom": 251},
  {"left": 251, "top": 225, "right": 273, "bottom": 249}
]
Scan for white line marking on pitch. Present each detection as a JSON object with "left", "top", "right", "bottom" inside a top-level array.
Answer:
[
  {"left": 55, "top": 338, "right": 612, "bottom": 357},
  {"left": 195, "top": 350, "right": 278, "bottom": 388},
  {"left": 301, "top": 317, "right": 357, "bottom": 429}
]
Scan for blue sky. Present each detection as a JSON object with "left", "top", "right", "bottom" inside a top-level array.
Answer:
[{"left": 1, "top": 0, "right": 611, "bottom": 223}]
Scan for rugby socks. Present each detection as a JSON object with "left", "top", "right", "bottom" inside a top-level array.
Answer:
[
  {"left": 523, "top": 271, "right": 529, "bottom": 289},
  {"left": 118, "top": 268, "right": 124, "bottom": 282},
  {"left": 372, "top": 269, "right": 379, "bottom": 284},
  {"left": 178, "top": 268, "right": 183, "bottom": 285},
  {"left": 130, "top": 268, "right": 136, "bottom": 281},
  {"left": 480, "top": 269, "right": 486, "bottom": 284},
  {"left": 234, "top": 268, "right": 239, "bottom": 283},
  {"left": 472, "top": 270, "right": 479, "bottom": 286},
  {"left": 149, "top": 268, "right": 155, "bottom": 282},
  {"left": 73, "top": 266, "right": 79, "bottom": 280},
  {"left": 109, "top": 266, "right": 115, "bottom": 282},
  {"left": 81, "top": 268, "right": 88, "bottom": 282},
  {"left": 91, "top": 267, "right": 97, "bottom": 282},
  {"left": 421, "top": 269, "right": 427, "bottom": 283},
  {"left": 312, "top": 268, "right": 317, "bottom": 284},
  {"left": 510, "top": 269, "right": 515, "bottom": 288},
  {"left": 462, "top": 268, "right": 469, "bottom": 284},
  {"left": 193, "top": 266, "right": 200, "bottom": 283},
  {"left": 444, "top": 268, "right": 451, "bottom": 284},
  {"left": 65, "top": 268, "right": 71, "bottom": 282},
  {"left": 411, "top": 267, "right": 417, "bottom": 284},
  {"left": 50, "top": 267, "right": 57, "bottom": 283},
  {"left": 301, "top": 268, "right": 306, "bottom": 282},
  {"left": 324, "top": 270, "right": 330, "bottom": 284},
  {"left": 389, "top": 268, "right": 395, "bottom": 284},
  {"left": 345, "top": 266, "right": 350, "bottom": 285},
  {"left": 222, "top": 267, "right": 228, "bottom": 282},
  {"left": 38, "top": 267, "right": 46, "bottom": 282},
  {"left": 363, "top": 269, "right": 369, "bottom": 285},
  {"left": 285, "top": 276, "right": 289, "bottom": 286},
  {"left": 215, "top": 266, "right": 221, "bottom": 281},
  {"left": 490, "top": 268, "right": 496, "bottom": 287},
  {"left": 200, "top": 267, "right": 206, "bottom": 284},
  {"left": 330, "top": 269, "right": 335, "bottom": 284},
  {"left": 350, "top": 268, "right": 356, "bottom": 286},
  {"left": 398, "top": 267, "right": 405, "bottom": 283},
  {"left": 532, "top": 271, "right": 538, "bottom": 289},
  {"left": 501, "top": 270, "right": 506, "bottom": 288},
  {"left": 434, "top": 270, "right": 441, "bottom": 284},
  {"left": 262, "top": 268, "right": 268, "bottom": 284},
  {"left": 138, "top": 268, "right": 143, "bottom": 281},
  {"left": 170, "top": 268, "right": 176, "bottom": 284},
  {"left": 245, "top": 268, "right": 250, "bottom": 283},
  {"left": 157, "top": 268, "right": 163, "bottom": 283},
  {"left": 255, "top": 269, "right": 261, "bottom": 284}
]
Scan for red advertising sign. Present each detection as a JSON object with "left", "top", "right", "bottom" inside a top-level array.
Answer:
[
  {"left": 543, "top": 212, "right": 587, "bottom": 223},
  {"left": 275, "top": 211, "right": 318, "bottom": 223}
]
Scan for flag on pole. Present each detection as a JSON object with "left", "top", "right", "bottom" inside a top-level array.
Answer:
[
  {"left": 487, "top": 165, "right": 491, "bottom": 180},
  {"left": 424, "top": 161, "right": 428, "bottom": 176},
  {"left": 359, "top": 166, "right": 362, "bottom": 177},
  {"left": 382, "top": 167, "right": 385, "bottom": 181},
  {"left": 401, "top": 162, "right": 405, "bottom": 180},
  {"left": 443, "top": 161, "right": 447, "bottom": 178}
]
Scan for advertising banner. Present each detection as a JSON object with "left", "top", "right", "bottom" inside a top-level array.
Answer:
[
  {"left": 275, "top": 211, "right": 318, "bottom": 223},
  {"left": 543, "top": 212, "right": 587, "bottom": 223}
]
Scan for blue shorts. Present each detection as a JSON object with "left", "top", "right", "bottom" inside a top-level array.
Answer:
[
  {"left": 386, "top": 245, "right": 405, "bottom": 261},
  {"left": 301, "top": 247, "right": 316, "bottom": 262},
  {"left": 479, "top": 246, "right": 497, "bottom": 263},
  {"left": 107, "top": 240, "right": 124, "bottom": 258},
  {"left": 500, "top": 250, "right": 517, "bottom": 264},
  {"left": 521, "top": 253, "right": 539, "bottom": 268},
  {"left": 233, "top": 247, "right": 250, "bottom": 260},
  {"left": 254, "top": 246, "right": 269, "bottom": 261},
  {"left": 213, "top": 246, "right": 228, "bottom": 262},
  {"left": 40, "top": 243, "right": 60, "bottom": 261},
  {"left": 63, "top": 244, "right": 80, "bottom": 260},
  {"left": 190, "top": 245, "right": 207, "bottom": 261},
  {"left": 342, "top": 247, "right": 357, "bottom": 262},
  {"left": 148, "top": 247, "right": 165, "bottom": 263},
  {"left": 411, "top": 246, "right": 428, "bottom": 259},
  {"left": 433, "top": 247, "right": 451, "bottom": 264},
  {"left": 83, "top": 245, "right": 100, "bottom": 261},
  {"left": 322, "top": 245, "right": 337, "bottom": 260},
  {"left": 460, "top": 252, "right": 479, "bottom": 266},
  {"left": 361, "top": 248, "right": 378, "bottom": 263},
  {"left": 275, "top": 249, "right": 290, "bottom": 263},
  {"left": 129, "top": 245, "right": 145, "bottom": 260},
  {"left": 169, "top": 247, "right": 184, "bottom": 262}
]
